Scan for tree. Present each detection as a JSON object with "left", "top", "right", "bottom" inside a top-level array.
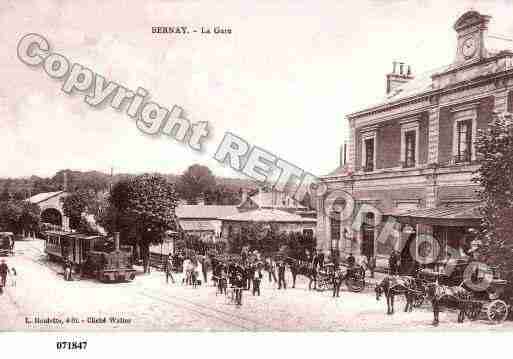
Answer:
[
  {"left": 211, "top": 185, "right": 242, "bottom": 205},
  {"left": 61, "top": 190, "right": 98, "bottom": 230},
  {"left": 32, "top": 176, "right": 58, "bottom": 194},
  {"left": 18, "top": 201, "right": 41, "bottom": 235},
  {"left": 0, "top": 200, "right": 40, "bottom": 235},
  {"left": 0, "top": 201, "right": 23, "bottom": 233},
  {"left": 108, "top": 174, "right": 178, "bottom": 273},
  {"left": 473, "top": 112, "right": 513, "bottom": 287},
  {"left": 177, "top": 164, "right": 216, "bottom": 204},
  {"left": 0, "top": 187, "right": 10, "bottom": 202}
]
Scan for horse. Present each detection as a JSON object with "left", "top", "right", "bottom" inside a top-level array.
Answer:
[
  {"left": 375, "top": 275, "right": 417, "bottom": 314},
  {"left": 425, "top": 282, "right": 473, "bottom": 326},
  {"left": 287, "top": 257, "right": 317, "bottom": 289}
]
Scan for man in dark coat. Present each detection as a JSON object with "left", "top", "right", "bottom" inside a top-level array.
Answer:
[
  {"left": 0, "top": 259, "right": 10, "bottom": 288},
  {"left": 347, "top": 253, "right": 356, "bottom": 267},
  {"left": 245, "top": 264, "right": 254, "bottom": 290},
  {"left": 389, "top": 250, "right": 400, "bottom": 275},
  {"left": 318, "top": 251, "right": 325, "bottom": 270},
  {"left": 332, "top": 268, "right": 343, "bottom": 298},
  {"left": 266, "top": 257, "right": 277, "bottom": 283},
  {"left": 252, "top": 264, "right": 263, "bottom": 296},
  {"left": 63, "top": 258, "right": 73, "bottom": 281},
  {"left": 201, "top": 255, "right": 209, "bottom": 285},
  {"left": 312, "top": 250, "right": 319, "bottom": 269},
  {"left": 277, "top": 261, "right": 287, "bottom": 290}
]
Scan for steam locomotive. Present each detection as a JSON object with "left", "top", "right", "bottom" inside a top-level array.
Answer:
[{"left": 44, "top": 231, "right": 136, "bottom": 282}]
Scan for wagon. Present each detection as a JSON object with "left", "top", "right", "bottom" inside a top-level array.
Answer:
[
  {"left": 418, "top": 264, "right": 510, "bottom": 323},
  {"left": 462, "top": 278, "right": 510, "bottom": 323},
  {"left": 314, "top": 263, "right": 366, "bottom": 292}
]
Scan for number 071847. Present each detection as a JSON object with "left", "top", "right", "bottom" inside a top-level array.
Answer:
[{"left": 56, "top": 341, "right": 87, "bottom": 350}]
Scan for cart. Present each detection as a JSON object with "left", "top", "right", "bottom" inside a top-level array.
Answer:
[
  {"left": 462, "top": 278, "right": 509, "bottom": 323},
  {"left": 314, "top": 263, "right": 366, "bottom": 292},
  {"left": 418, "top": 264, "right": 510, "bottom": 323}
]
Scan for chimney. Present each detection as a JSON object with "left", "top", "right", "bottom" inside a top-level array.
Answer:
[
  {"left": 386, "top": 61, "right": 414, "bottom": 94},
  {"left": 340, "top": 143, "right": 347, "bottom": 167},
  {"left": 114, "top": 232, "right": 120, "bottom": 251}
]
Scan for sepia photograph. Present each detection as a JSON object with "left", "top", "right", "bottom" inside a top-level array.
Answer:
[{"left": 2, "top": 0, "right": 513, "bottom": 355}]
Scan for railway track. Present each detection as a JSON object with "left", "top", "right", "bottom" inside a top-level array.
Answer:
[
  {"left": 138, "top": 288, "right": 278, "bottom": 331},
  {"left": 20, "top": 243, "right": 275, "bottom": 330}
]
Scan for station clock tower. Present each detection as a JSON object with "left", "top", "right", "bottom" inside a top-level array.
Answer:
[{"left": 453, "top": 11, "right": 491, "bottom": 65}]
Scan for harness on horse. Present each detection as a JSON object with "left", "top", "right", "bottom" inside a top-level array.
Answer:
[{"left": 382, "top": 276, "right": 416, "bottom": 295}]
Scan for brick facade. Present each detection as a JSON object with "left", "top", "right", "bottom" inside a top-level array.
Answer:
[
  {"left": 319, "top": 11, "right": 513, "bottom": 259},
  {"left": 376, "top": 119, "right": 401, "bottom": 169}
]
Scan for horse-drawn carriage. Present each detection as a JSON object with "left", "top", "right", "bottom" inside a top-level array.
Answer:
[
  {"left": 315, "top": 262, "right": 366, "bottom": 292},
  {"left": 416, "top": 260, "right": 511, "bottom": 323},
  {"left": 285, "top": 256, "right": 366, "bottom": 292},
  {"left": 460, "top": 278, "right": 509, "bottom": 322}
]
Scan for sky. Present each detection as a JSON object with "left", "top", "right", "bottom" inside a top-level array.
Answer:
[{"left": 1, "top": 0, "right": 513, "bottom": 179}]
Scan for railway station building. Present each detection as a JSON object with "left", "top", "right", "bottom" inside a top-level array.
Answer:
[{"left": 317, "top": 11, "right": 513, "bottom": 269}]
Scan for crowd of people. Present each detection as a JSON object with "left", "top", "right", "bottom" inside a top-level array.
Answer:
[{"left": 159, "top": 245, "right": 376, "bottom": 306}]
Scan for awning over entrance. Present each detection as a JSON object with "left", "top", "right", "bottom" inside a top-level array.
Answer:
[{"left": 390, "top": 203, "right": 482, "bottom": 227}]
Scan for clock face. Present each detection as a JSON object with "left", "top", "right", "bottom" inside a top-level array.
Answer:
[{"left": 462, "top": 37, "right": 477, "bottom": 59}]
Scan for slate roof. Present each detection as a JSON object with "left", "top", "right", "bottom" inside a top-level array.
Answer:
[
  {"left": 27, "top": 191, "right": 65, "bottom": 204},
  {"left": 348, "top": 36, "right": 513, "bottom": 117},
  {"left": 247, "top": 191, "right": 307, "bottom": 210},
  {"left": 175, "top": 205, "right": 239, "bottom": 219},
  {"left": 221, "top": 209, "right": 316, "bottom": 223}
]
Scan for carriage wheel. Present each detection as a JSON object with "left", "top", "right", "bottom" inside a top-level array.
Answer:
[
  {"left": 318, "top": 279, "right": 330, "bottom": 291},
  {"left": 346, "top": 277, "right": 365, "bottom": 292},
  {"left": 346, "top": 269, "right": 365, "bottom": 292},
  {"left": 486, "top": 300, "right": 508, "bottom": 323},
  {"left": 464, "top": 301, "right": 481, "bottom": 321}
]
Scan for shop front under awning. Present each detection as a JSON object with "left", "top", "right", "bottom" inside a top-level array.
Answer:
[{"left": 389, "top": 204, "right": 482, "bottom": 227}]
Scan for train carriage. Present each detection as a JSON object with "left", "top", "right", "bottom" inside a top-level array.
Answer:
[
  {"left": 44, "top": 231, "right": 136, "bottom": 282},
  {"left": 45, "top": 231, "right": 101, "bottom": 264}
]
